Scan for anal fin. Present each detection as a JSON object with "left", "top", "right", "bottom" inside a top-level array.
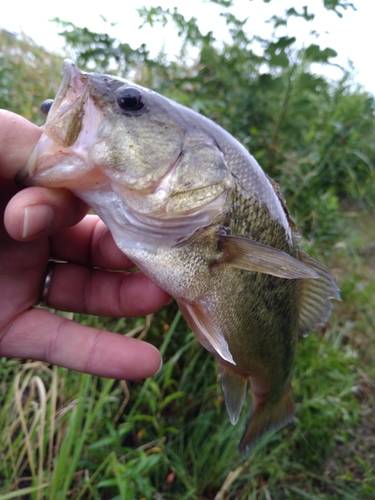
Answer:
[
  {"left": 239, "top": 381, "right": 294, "bottom": 456},
  {"left": 219, "top": 365, "right": 247, "bottom": 425}
]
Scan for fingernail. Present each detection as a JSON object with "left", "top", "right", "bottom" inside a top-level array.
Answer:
[{"left": 23, "top": 205, "right": 55, "bottom": 238}]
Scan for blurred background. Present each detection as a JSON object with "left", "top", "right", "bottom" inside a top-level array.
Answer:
[{"left": 1, "top": 1, "right": 374, "bottom": 498}]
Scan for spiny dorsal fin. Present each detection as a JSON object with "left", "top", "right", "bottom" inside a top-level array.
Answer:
[
  {"left": 219, "top": 235, "right": 319, "bottom": 279},
  {"left": 298, "top": 251, "right": 341, "bottom": 336},
  {"left": 267, "top": 175, "right": 299, "bottom": 237}
]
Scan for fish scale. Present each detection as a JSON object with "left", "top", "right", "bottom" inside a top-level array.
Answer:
[{"left": 229, "top": 190, "right": 294, "bottom": 251}]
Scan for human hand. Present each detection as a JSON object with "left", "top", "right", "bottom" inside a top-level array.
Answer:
[{"left": 0, "top": 110, "right": 171, "bottom": 379}]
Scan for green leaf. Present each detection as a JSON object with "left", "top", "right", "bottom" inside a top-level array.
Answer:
[
  {"left": 286, "top": 6, "right": 315, "bottom": 21},
  {"left": 323, "top": 0, "right": 356, "bottom": 17},
  {"left": 305, "top": 43, "right": 338, "bottom": 62}
]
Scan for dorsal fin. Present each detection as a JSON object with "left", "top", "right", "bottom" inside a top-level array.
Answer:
[
  {"left": 267, "top": 176, "right": 299, "bottom": 237},
  {"left": 298, "top": 251, "right": 341, "bottom": 336}
]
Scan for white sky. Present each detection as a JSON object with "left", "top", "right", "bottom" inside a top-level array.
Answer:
[{"left": 1, "top": 0, "right": 374, "bottom": 96}]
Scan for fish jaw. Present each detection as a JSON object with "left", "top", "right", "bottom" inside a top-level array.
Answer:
[
  {"left": 43, "top": 59, "right": 89, "bottom": 148},
  {"left": 19, "top": 60, "right": 108, "bottom": 190}
]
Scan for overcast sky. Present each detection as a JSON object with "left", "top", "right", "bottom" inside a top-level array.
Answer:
[{"left": 1, "top": 0, "right": 374, "bottom": 96}]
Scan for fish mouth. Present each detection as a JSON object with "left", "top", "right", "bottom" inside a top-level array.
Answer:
[
  {"left": 17, "top": 60, "right": 98, "bottom": 188},
  {"left": 37, "top": 59, "right": 89, "bottom": 149}
]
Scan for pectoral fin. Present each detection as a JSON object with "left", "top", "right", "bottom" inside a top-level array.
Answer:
[
  {"left": 298, "top": 251, "right": 341, "bottom": 336},
  {"left": 218, "top": 235, "right": 319, "bottom": 279}
]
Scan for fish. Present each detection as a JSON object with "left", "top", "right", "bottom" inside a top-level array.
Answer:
[{"left": 19, "top": 60, "right": 340, "bottom": 455}]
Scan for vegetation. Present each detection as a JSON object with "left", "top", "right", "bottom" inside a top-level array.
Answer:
[
  {"left": 0, "top": 31, "right": 62, "bottom": 125},
  {"left": 1, "top": 0, "right": 374, "bottom": 498}
]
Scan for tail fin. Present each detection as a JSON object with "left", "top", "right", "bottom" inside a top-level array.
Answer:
[{"left": 238, "top": 381, "right": 294, "bottom": 455}]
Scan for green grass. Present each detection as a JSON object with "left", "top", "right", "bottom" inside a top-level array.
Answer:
[{"left": 1, "top": 209, "right": 374, "bottom": 499}]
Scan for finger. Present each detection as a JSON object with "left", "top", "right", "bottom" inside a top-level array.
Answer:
[
  {"left": 0, "top": 110, "right": 41, "bottom": 178},
  {"left": 46, "top": 263, "right": 171, "bottom": 317},
  {"left": 4, "top": 186, "right": 88, "bottom": 241},
  {"left": 0, "top": 308, "right": 162, "bottom": 380},
  {"left": 49, "top": 216, "right": 136, "bottom": 270}
]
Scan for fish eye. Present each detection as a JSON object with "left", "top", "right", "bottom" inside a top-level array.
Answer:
[
  {"left": 116, "top": 87, "right": 145, "bottom": 113},
  {"left": 40, "top": 99, "right": 54, "bottom": 115}
]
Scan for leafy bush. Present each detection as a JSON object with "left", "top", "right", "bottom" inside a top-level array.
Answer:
[{"left": 0, "top": 30, "right": 62, "bottom": 123}]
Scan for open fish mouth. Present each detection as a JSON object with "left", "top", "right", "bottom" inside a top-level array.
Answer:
[
  {"left": 44, "top": 59, "right": 89, "bottom": 147},
  {"left": 17, "top": 61, "right": 107, "bottom": 189}
]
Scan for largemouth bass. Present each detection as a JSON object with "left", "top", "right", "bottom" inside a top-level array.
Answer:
[{"left": 20, "top": 60, "right": 340, "bottom": 455}]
